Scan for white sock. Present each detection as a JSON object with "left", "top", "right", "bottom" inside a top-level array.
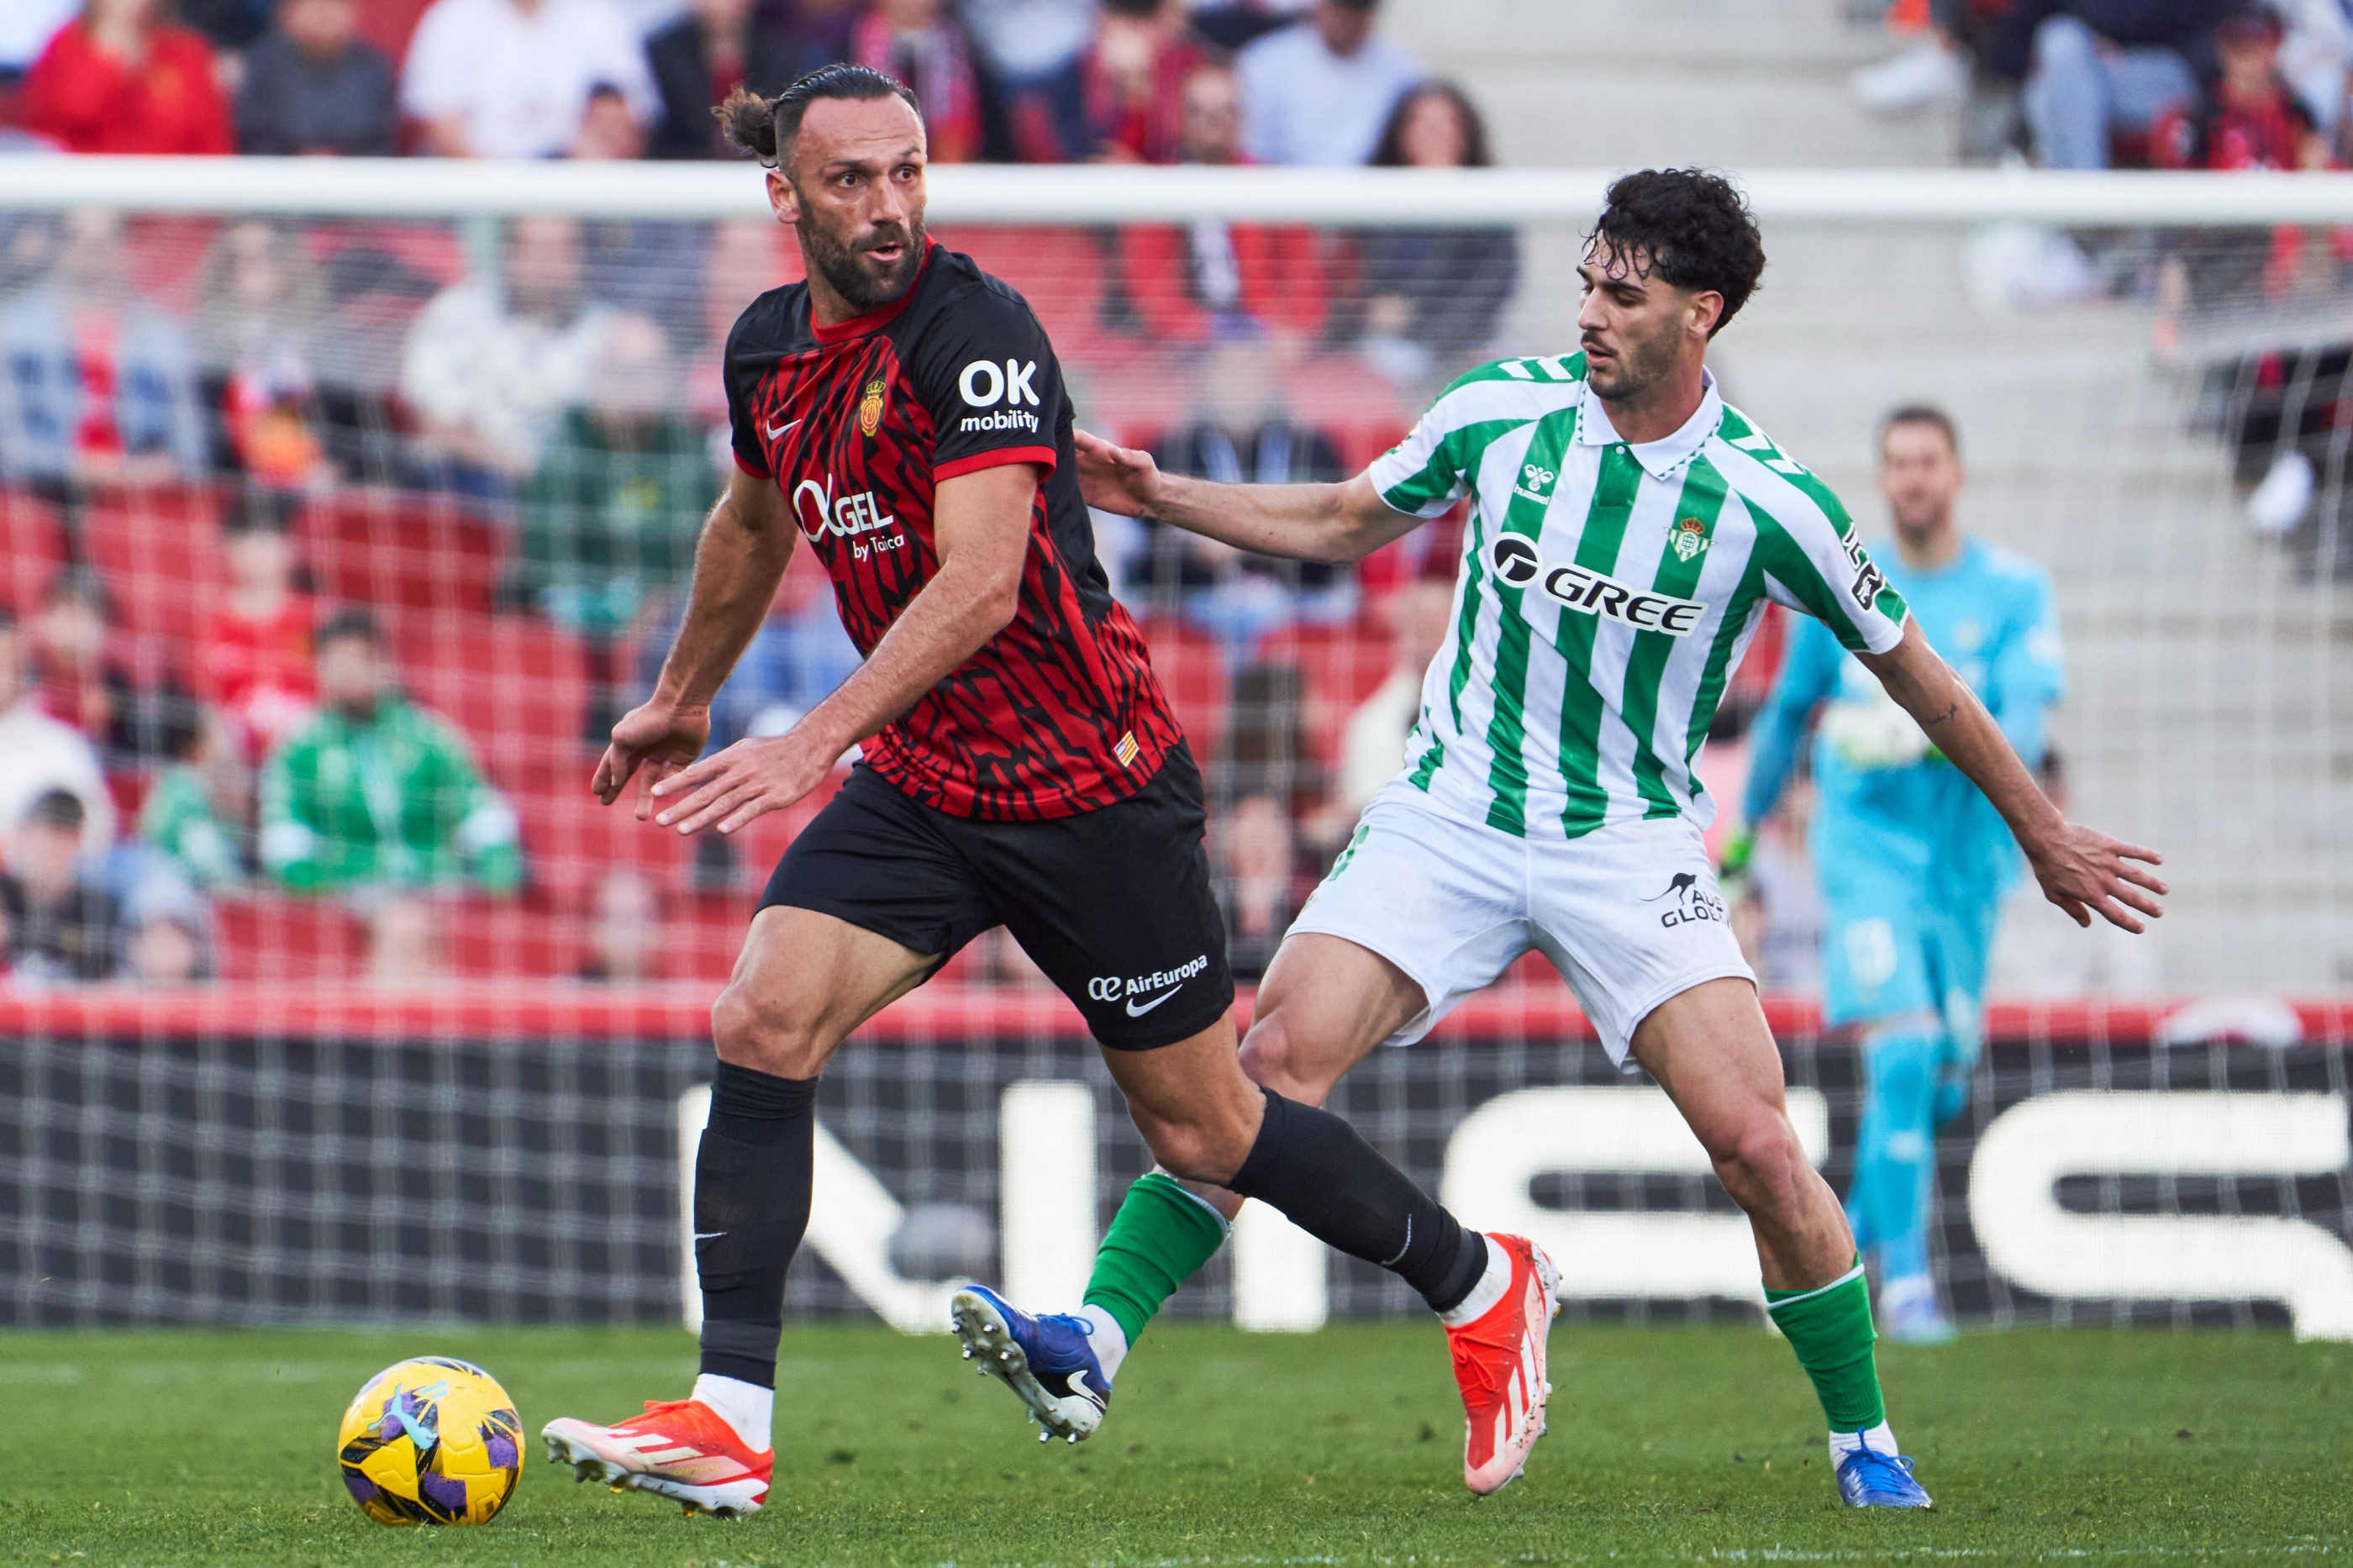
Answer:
[
  {"left": 691, "top": 1372, "right": 773, "bottom": 1452},
  {"left": 1077, "top": 1304, "right": 1129, "bottom": 1381},
  {"left": 1437, "top": 1234, "right": 1506, "bottom": 1329},
  {"left": 1828, "top": 1421, "right": 1898, "bottom": 1461}
]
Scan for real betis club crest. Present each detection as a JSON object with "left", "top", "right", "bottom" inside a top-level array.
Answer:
[
  {"left": 859, "top": 379, "right": 887, "bottom": 438},
  {"left": 1671, "top": 514, "right": 1712, "bottom": 562}
]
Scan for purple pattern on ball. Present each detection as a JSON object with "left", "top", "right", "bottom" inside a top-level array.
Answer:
[
  {"left": 344, "top": 1473, "right": 381, "bottom": 1503},
  {"left": 376, "top": 1413, "right": 403, "bottom": 1440},
  {"left": 418, "top": 1473, "right": 469, "bottom": 1513},
  {"left": 485, "top": 1434, "right": 518, "bottom": 1470}
]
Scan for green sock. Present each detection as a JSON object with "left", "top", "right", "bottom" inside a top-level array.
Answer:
[
  {"left": 1764, "top": 1259, "right": 1887, "bottom": 1431},
  {"left": 1082, "top": 1172, "right": 1230, "bottom": 1345}
]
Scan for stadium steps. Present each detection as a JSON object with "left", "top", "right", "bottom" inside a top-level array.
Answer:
[{"left": 1387, "top": 0, "right": 1954, "bottom": 171}]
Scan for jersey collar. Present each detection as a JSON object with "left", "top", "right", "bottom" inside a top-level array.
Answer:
[
  {"left": 808, "top": 244, "right": 938, "bottom": 345},
  {"left": 1573, "top": 367, "right": 1723, "bottom": 481}
]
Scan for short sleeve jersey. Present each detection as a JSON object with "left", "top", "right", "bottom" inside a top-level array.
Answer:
[
  {"left": 1366, "top": 354, "right": 1910, "bottom": 840},
  {"left": 724, "top": 244, "right": 1182, "bottom": 820}
]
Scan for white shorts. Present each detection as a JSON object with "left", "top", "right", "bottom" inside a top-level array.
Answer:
[{"left": 1288, "top": 781, "right": 1756, "bottom": 1069}]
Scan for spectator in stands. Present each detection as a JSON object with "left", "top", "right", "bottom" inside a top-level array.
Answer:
[
  {"left": 645, "top": 0, "right": 800, "bottom": 160},
  {"left": 1086, "top": 0, "right": 1207, "bottom": 163},
  {"left": 18, "top": 0, "right": 233, "bottom": 155},
  {"left": 401, "top": 214, "right": 613, "bottom": 494},
  {"left": 1127, "top": 338, "right": 1350, "bottom": 663},
  {"left": 2155, "top": 7, "right": 2329, "bottom": 307},
  {"left": 847, "top": 0, "right": 983, "bottom": 162},
  {"left": 1185, "top": 0, "right": 1303, "bottom": 53},
  {"left": 582, "top": 866, "right": 663, "bottom": 981},
  {"left": 200, "top": 496, "right": 316, "bottom": 765},
  {"left": 261, "top": 608, "right": 522, "bottom": 897},
  {"left": 234, "top": 0, "right": 397, "bottom": 155},
  {"left": 1116, "top": 61, "right": 1332, "bottom": 351},
  {"left": 1356, "top": 81, "right": 1519, "bottom": 388},
  {"left": 194, "top": 221, "right": 337, "bottom": 493},
  {"left": 0, "top": 208, "right": 208, "bottom": 492},
  {"left": 516, "top": 313, "right": 712, "bottom": 735},
  {"left": 29, "top": 566, "right": 186, "bottom": 771},
  {"left": 1, "top": 789, "right": 121, "bottom": 981},
  {"left": 400, "top": 0, "right": 657, "bottom": 159},
  {"left": 1234, "top": 0, "right": 1419, "bottom": 167},
  {"left": 121, "top": 898, "right": 207, "bottom": 982},
  {"left": 1333, "top": 572, "right": 1450, "bottom": 823},
  {"left": 140, "top": 706, "right": 252, "bottom": 890},
  {"left": 567, "top": 92, "right": 710, "bottom": 345},
  {"left": 367, "top": 893, "right": 446, "bottom": 983},
  {"left": 960, "top": 0, "right": 1094, "bottom": 160},
  {"left": 1211, "top": 661, "right": 1324, "bottom": 979},
  {"left": 0, "top": 611, "right": 113, "bottom": 853},
  {"left": 1992, "top": 0, "right": 2219, "bottom": 168}
]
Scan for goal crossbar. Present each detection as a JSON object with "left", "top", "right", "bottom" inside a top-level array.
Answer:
[{"left": 9, "top": 156, "right": 2353, "bottom": 225}]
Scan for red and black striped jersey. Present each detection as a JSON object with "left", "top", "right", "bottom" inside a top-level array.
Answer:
[{"left": 724, "top": 243, "right": 1182, "bottom": 821}]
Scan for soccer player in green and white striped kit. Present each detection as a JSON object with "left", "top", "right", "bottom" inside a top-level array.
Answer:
[{"left": 954, "top": 168, "right": 2166, "bottom": 1507}]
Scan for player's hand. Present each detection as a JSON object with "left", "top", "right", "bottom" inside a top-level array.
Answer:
[
  {"left": 2024, "top": 821, "right": 2167, "bottom": 934},
  {"left": 1073, "top": 428, "right": 1162, "bottom": 516},
  {"left": 646, "top": 726, "right": 840, "bottom": 837},
  {"left": 594, "top": 698, "right": 712, "bottom": 820}
]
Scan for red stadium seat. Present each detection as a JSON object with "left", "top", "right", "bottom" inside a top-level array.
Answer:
[
  {"left": 1256, "top": 618, "right": 1396, "bottom": 766},
  {"left": 212, "top": 893, "right": 367, "bottom": 981},
  {"left": 0, "top": 489, "right": 65, "bottom": 617},
  {"left": 79, "top": 485, "right": 227, "bottom": 665},
  {"left": 299, "top": 488, "right": 501, "bottom": 614},
  {"left": 382, "top": 609, "right": 591, "bottom": 782},
  {"left": 1136, "top": 614, "right": 1229, "bottom": 762}
]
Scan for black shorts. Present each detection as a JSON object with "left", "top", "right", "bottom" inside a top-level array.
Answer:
[{"left": 758, "top": 745, "right": 1235, "bottom": 1049}]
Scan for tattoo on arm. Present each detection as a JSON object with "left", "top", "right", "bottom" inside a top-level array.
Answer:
[{"left": 1919, "top": 701, "right": 1962, "bottom": 728}]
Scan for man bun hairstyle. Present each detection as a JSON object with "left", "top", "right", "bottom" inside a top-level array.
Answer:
[
  {"left": 719, "top": 63, "right": 924, "bottom": 170},
  {"left": 1589, "top": 168, "right": 1766, "bottom": 336}
]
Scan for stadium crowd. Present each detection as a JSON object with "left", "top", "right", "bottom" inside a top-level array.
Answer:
[{"left": 0, "top": 0, "right": 2175, "bottom": 999}]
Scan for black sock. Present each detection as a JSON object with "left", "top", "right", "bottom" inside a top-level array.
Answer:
[
  {"left": 694, "top": 1060, "right": 819, "bottom": 1389},
  {"left": 1224, "top": 1087, "right": 1487, "bottom": 1313}
]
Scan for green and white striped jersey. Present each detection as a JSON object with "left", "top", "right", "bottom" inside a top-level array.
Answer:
[{"left": 1368, "top": 354, "right": 1910, "bottom": 840}]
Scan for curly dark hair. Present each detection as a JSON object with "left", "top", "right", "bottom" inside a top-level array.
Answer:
[
  {"left": 1587, "top": 168, "right": 1765, "bottom": 336},
  {"left": 719, "top": 63, "right": 923, "bottom": 170}
]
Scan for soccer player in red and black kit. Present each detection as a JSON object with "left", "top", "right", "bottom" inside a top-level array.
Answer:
[{"left": 540, "top": 65, "right": 1553, "bottom": 1518}]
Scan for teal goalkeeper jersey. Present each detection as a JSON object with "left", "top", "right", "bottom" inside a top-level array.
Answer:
[{"left": 1368, "top": 355, "right": 1912, "bottom": 839}]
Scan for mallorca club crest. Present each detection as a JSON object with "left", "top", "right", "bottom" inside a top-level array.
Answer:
[
  {"left": 1671, "top": 514, "right": 1712, "bottom": 563},
  {"left": 858, "top": 378, "right": 887, "bottom": 438}
]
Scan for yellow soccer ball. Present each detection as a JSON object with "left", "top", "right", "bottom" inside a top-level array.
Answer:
[{"left": 336, "top": 1356, "right": 522, "bottom": 1525}]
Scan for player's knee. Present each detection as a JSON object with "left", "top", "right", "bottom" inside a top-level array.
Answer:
[
  {"left": 1865, "top": 1027, "right": 1940, "bottom": 1112},
  {"left": 1708, "top": 1112, "right": 1810, "bottom": 1219},
  {"left": 1139, "top": 1117, "right": 1246, "bottom": 1186},
  {"left": 1238, "top": 1018, "right": 1337, "bottom": 1105},
  {"left": 710, "top": 982, "right": 829, "bottom": 1079}
]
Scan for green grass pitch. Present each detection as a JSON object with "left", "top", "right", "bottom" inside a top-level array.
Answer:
[{"left": 0, "top": 1321, "right": 2345, "bottom": 1565}]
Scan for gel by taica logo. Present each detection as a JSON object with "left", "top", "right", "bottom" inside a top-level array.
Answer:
[
  {"left": 1489, "top": 536, "right": 1708, "bottom": 636},
  {"left": 792, "top": 473, "right": 904, "bottom": 559}
]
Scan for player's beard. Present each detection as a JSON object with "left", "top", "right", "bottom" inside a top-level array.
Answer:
[
  {"left": 799, "top": 209, "right": 928, "bottom": 313},
  {"left": 1583, "top": 318, "right": 1682, "bottom": 404}
]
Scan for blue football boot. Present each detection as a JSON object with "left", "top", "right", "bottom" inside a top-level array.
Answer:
[
  {"left": 1836, "top": 1432, "right": 1934, "bottom": 1508},
  {"left": 950, "top": 1286, "right": 1112, "bottom": 1444}
]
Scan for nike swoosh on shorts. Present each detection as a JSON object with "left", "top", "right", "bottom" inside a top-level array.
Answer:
[{"left": 1124, "top": 988, "right": 1181, "bottom": 1018}]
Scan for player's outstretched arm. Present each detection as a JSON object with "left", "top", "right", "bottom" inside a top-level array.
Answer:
[
  {"left": 1857, "top": 618, "right": 2168, "bottom": 933},
  {"left": 646, "top": 462, "right": 1037, "bottom": 837},
  {"left": 1074, "top": 429, "right": 1419, "bottom": 565},
  {"left": 594, "top": 463, "right": 796, "bottom": 818}
]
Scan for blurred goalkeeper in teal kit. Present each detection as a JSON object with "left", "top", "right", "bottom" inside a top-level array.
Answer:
[{"left": 1733, "top": 405, "right": 2064, "bottom": 1344}]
